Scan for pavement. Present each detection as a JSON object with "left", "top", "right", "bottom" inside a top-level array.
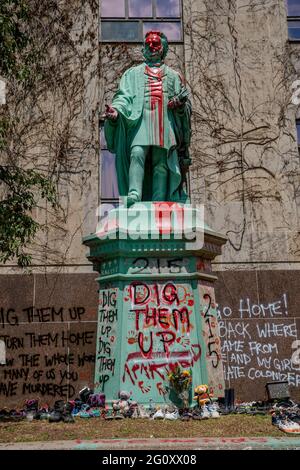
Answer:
[{"left": 0, "top": 436, "right": 300, "bottom": 450}]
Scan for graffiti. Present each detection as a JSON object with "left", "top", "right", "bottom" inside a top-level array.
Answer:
[
  {"left": 128, "top": 257, "right": 188, "bottom": 275},
  {"left": 123, "top": 281, "right": 198, "bottom": 395},
  {"left": 220, "top": 318, "right": 300, "bottom": 388},
  {"left": 217, "top": 294, "right": 288, "bottom": 319},
  {"left": 199, "top": 286, "right": 224, "bottom": 395},
  {"left": 0, "top": 305, "right": 97, "bottom": 401},
  {"left": 96, "top": 289, "right": 118, "bottom": 391},
  {"left": 123, "top": 346, "right": 201, "bottom": 387}
]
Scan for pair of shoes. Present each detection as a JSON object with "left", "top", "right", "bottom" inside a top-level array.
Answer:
[
  {"left": 181, "top": 410, "right": 193, "bottom": 421},
  {"left": 165, "top": 409, "right": 179, "bottom": 420},
  {"left": 137, "top": 405, "right": 150, "bottom": 418},
  {"left": 277, "top": 419, "right": 300, "bottom": 434},
  {"left": 49, "top": 401, "right": 75, "bottom": 423},
  {"left": 152, "top": 409, "right": 165, "bottom": 420},
  {"left": 191, "top": 408, "right": 202, "bottom": 420},
  {"left": 24, "top": 399, "right": 39, "bottom": 419},
  {"left": 5, "top": 410, "right": 25, "bottom": 422},
  {"left": 207, "top": 403, "right": 220, "bottom": 418},
  {"left": 35, "top": 405, "right": 50, "bottom": 420}
]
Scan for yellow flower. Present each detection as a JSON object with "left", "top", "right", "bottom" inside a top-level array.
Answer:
[{"left": 182, "top": 370, "right": 190, "bottom": 377}]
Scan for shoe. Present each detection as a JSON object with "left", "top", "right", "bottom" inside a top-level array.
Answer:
[
  {"left": 0, "top": 409, "right": 10, "bottom": 422},
  {"left": 165, "top": 409, "right": 179, "bottom": 420},
  {"left": 10, "top": 410, "right": 26, "bottom": 422},
  {"left": 127, "top": 191, "right": 140, "bottom": 207},
  {"left": 62, "top": 402, "right": 75, "bottom": 423},
  {"left": 278, "top": 419, "right": 300, "bottom": 434},
  {"left": 131, "top": 407, "right": 139, "bottom": 419},
  {"left": 180, "top": 410, "right": 193, "bottom": 421},
  {"left": 79, "top": 387, "right": 93, "bottom": 404},
  {"left": 200, "top": 405, "right": 210, "bottom": 419},
  {"left": 49, "top": 400, "right": 65, "bottom": 423},
  {"left": 138, "top": 405, "right": 150, "bottom": 418},
  {"left": 113, "top": 410, "right": 124, "bottom": 420},
  {"left": 72, "top": 399, "right": 83, "bottom": 416},
  {"left": 24, "top": 399, "right": 39, "bottom": 420},
  {"left": 191, "top": 408, "right": 202, "bottom": 420},
  {"left": 78, "top": 404, "right": 91, "bottom": 418},
  {"left": 87, "top": 393, "right": 105, "bottom": 408},
  {"left": 207, "top": 403, "right": 220, "bottom": 418},
  {"left": 152, "top": 409, "right": 165, "bottom": 419},
  {"left": 89, "top": 408, "right": 101, "bottom": 418},
  {"left": 104, "top": 409, "right": 115, "bottom": 420}
]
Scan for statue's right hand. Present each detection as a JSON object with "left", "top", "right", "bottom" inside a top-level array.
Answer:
[{"left": 105, "top": 104, "right": 118, "bottom": 121}]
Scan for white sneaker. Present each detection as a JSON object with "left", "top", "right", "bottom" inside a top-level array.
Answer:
[
  {"left": 278, "top": 419, "right": 300, "bottom": 434},
  {"left": 201, "top": 405, "right": 210, "bottom": 419},
  {"left": 152, "top": 409, "right": 165, "bottom": 419},
  {"left": 207, "top": 403, "right": 220, "bottom": 418},
  {"left": 165, "top": 410, "right": 179, "bottom": 420}
]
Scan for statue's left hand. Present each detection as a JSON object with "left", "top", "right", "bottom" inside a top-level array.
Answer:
[{"left": 168, "top": 96, "right": 184, "bottom": 109}]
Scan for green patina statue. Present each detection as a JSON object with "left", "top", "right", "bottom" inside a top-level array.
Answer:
[{"left": 104, "top": 31, "right": 192, "bottom": 206}]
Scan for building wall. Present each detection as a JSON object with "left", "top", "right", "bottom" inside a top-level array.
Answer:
[{"left": 1, "top": 1, "right": 300, "bottom": 405}]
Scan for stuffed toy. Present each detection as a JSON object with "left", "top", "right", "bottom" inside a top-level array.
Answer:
[
  {"left": 112, "top": 391, "right": 137, "bottom": 417},
  {"left": 193, "top": 384, "right": 213, "bottom": 407}
]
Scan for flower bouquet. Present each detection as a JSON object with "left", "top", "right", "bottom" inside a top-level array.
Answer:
[{"left": 167, "top": 365, "right": 192, "bottom": 408}]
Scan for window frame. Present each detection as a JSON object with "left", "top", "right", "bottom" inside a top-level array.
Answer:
[{"left": 100, "top": 0, "right": 183, "bottom": 43}]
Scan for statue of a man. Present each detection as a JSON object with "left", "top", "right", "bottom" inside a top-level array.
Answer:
[{"left": 104, "top": 31, "right": 192, "bottom": 206}]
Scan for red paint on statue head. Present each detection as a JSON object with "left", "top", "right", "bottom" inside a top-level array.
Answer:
[{"left": 145, "top": 31, "right": 162, "bottom": 53}]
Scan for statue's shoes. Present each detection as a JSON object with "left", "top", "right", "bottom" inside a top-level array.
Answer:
[{"left": 127, "top": 192, "right": 140, "bottom": 207}]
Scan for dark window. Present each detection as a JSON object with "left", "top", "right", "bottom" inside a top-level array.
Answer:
[
  {"left": 296, "top": 119, "right": 300, "bottom": 146},
  {"left": 288, "top": 20, "right": 300, "bottom": 40},
  {"left": 100, "top": 0, "right": 182, "bottom": 42},
  {"left": 287, "top": 0, "right": 300, "bottom": 16},
  {"left": 287, "top": 0, "right": 300, "bottom": 41},
  {"left": 100, "top": 126, "right": 119, "bottom": 203},
  {"left": 101, "top": 21, "right": 140, "bottom": 41}
]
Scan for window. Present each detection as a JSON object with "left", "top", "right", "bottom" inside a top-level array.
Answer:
[
  {"left": 100, "top": 125, "right": 119, "bottom": 205},
  {"left": 296, "top": 119, "right": 300, "bottom": 146},
  {"left": 286, "top": 0, "right": 300, "bottom": 41},
  {"left": 101, "top": 0, "right": 182, "bottom": 42}
]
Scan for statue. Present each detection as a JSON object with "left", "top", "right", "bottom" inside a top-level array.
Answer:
[{"left": 104, "top": 31, "right": 192, "bottom": 206}]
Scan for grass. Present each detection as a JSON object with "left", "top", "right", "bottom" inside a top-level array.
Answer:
[{"left": 0, "top": 415, "right": 284, "bottom": 443}]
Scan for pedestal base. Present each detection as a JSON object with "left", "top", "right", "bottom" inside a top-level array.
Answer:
[{"left": 83, "top": 202, "right": 227, "bottom": 406}]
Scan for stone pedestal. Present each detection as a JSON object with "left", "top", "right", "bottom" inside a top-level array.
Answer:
[{"left": 83, "top": 202, "right": 227, "bottom": 406}]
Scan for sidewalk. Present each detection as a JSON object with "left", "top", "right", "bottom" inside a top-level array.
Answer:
[{"left": 0, "top": 436, "right": 300, "bottom": 450}]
